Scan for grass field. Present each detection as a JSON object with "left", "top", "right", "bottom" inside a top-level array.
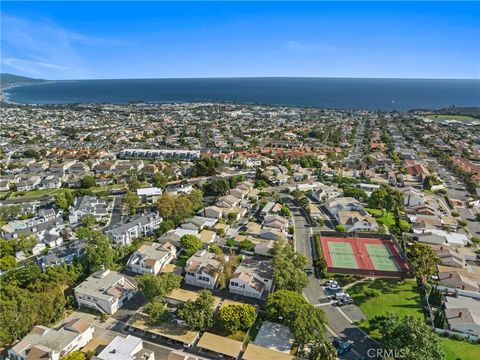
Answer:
[
  {"left": 426, "top": 114, "right": 479, "bottom": 123},
  {"left": 349, "top": 279, "right": 479, "bottom": 359},
  {"left": 348, "top": 278, "right": 422, "bottom": 339},
  {"left": 440, "top": 337, "right": 480, "bottom": 360},
  {"left": 11, "top": 188, "right": 74, "bottom": 198}
]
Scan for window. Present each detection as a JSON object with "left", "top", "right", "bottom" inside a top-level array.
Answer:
[{"left": 198, "top": 276, "right": 210, "bottom": 283}]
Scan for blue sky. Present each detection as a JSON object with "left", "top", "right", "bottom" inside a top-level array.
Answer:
[{"left": 1, "top": 1, "right": 479, "bottom": 79}]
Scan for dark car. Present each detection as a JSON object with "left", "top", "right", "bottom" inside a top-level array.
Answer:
[
  {"left": 337, "top": 296, "right": 354, "bottom": 306},
  {"left": 332, "top": 339, "right": 341, "bottom": 348},
  {"left": 337, "top": 341, "right": 353, "bottom": 355}
]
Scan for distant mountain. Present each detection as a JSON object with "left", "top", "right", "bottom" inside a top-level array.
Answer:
[{"left": 0, "top": 73, "right": 46, "bottom": 89}]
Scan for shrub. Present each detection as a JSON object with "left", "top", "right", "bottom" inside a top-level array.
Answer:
[{"left": 364, "top": 288, "right": 381, "bottom": 299}]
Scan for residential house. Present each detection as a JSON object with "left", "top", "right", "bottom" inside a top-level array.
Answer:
[
  {"left": 95, "top": 335, "right": 155, "bottom": 360},
  {"left": 107, "top": 212, "right": 162, "bottom": 246},
  {"left": 17, "top": 176, "right": 41, "bottom": 191},
  {"left": 74, "top": 269, "right": 136, "bottom": 314},
  {"left": 312, "top": 186, "right": 341, "bottom": 202},
  {"left": 216, "top": 194, "right": 241, "bottom": 208},
  {"left": 40, "top": 175, "right": 62, "bottom": 189},
  {"left": 229, "top": 257, "right": 273, "bottom": 299},
  {"left": 337, "top": 210, "right": 378, "bottom": 232},
  {"left": 184, "top": 250, "right": 221, "bottom": 289},
  {"left": 444, "top": 295, "right": 480, "bottom": 337},
  {"left": 68, "top": 195, "right": 110, "bottom": 224},
  {"left": 325, "top": 197, "right": 363, "bottom": 218},
  {"left": 445, "top": 309, "right": 480, "bottom": 337},
  {"left": 137, "top": 187, "right": 162, "bottom": 203},
  {"left": 37, "top": 240, "right": 86, "bottom": 270},
  {"left": 7, "top": 319, "right": 94, "bottom": 360},
  {"left": 127, "top": 242, "right": 176, "bottom": 275},
  {"left": 402, "top": 187, "right": 426, "bottom": 207}
]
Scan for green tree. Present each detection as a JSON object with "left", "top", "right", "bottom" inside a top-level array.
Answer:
[
  {"left": 64, "top": 191, "right": 75, "bottom": 207},
  {"left": 218, "top": 304, "right": 256, "bottom": 333},
  {"left": 55, "top": 193, "right": 69, "bottom": 212},
  {"left": 410, "top": 242, "right": 439, "bottom": 284},
  {"left": 180, "top": 235, "right": 202, "bottom": 257},
  {"left": 0, "top": 205, "right": 21, "bottom": 223},
  {"left": 376, "top": 314, "right": 445, "bottom": 360},
  {"left": 254, "top": 179, "right": 268, "bottom": 189},
  {"left": 85, "top": 230, "right": 115, "bottom": 272},
  {"left": 238, "top": 239, "right": 254, "bottom": 252},
  {"left": 16, "top": 234, "right": 37, "bottom": 255},
  {"left": 308, "top": 337, "right": 337, "bottom": 360},
  {"left": 213, "top": 252, "right": 238, "bottom": 289},
  {"left": 265, "top": 290, "right": 327, "bottom": 344},
  {"left": 187, "top": 189, "right": 204, "bottom": 211},
  {"left": 80, "top": 214, "right": 96, "bottom": 227},
  {"left": 152, "top": 172, "right": 168, "bottom": 189},
  {"left": 157, "top": 219, "right": 175, "bottom": 236},
  {"left": 280, "top": 206, "right": 291, "bottom": 217},
  {"left": 178, "top": 289, "right": 215, "bottom": 331},
  {"left": 335, "top": 224, "right": 347, "bottom": 232},
  {"left": 156, "top": 193, "right": 193, "bottom": 223},
  {"left": 61, "top": 351, "right": 87, "bottom": 360},
  {"left": 80, "top": 175, "right": 96, "bottom": 189},
  {"left": 203, "top": 179, "right": 230, "bottom": 196},
  {"left": 190, "top": 158, "right": 220, "bottom": 177},
  {"left": 137, "top": 273, "right": 182, "bottom": 302},
  {"left": 0, "top": 255, "right": 17, "bottom": 271},
  {"left": 124, "top": 190, "right": 140, "bottom": 214},
  {"left": 368, "top": 187, "right": 388, "bottom": 214},
  {"left": 143, "top": 297, "right": 172, "bottom": 325},
  {"left": 127, "top": 170, "right": 140, "bottom": 192},
  {"left": 271, "top": 240, "right": 308, "bottom": 293}
]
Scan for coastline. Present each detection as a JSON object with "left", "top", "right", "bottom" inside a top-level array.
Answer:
[{"left": 1, "top": 80, "right": 60, "bottom": 104}]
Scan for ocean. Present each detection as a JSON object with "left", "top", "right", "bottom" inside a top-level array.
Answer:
[{"left": 4, "top": 77, "right": 480, "bottom": 111}]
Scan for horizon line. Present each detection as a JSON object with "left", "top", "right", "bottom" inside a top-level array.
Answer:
[{"left": 3, "top": 73, "right": 480, "bottom": 82}]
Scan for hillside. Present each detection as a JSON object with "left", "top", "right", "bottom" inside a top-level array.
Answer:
[{"left": 0, "top": 73, "right": 46, "bottom": 89}]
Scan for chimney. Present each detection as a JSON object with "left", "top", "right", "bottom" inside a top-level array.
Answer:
[
  {"left": 440, "top": 246, "right": 443, "bottom": 250},
  {"left": 459, "top": 311, "right": 463, "bottom": 318},
  {"left": 449, "top": 273, "right": 453, "bottom": 278}
]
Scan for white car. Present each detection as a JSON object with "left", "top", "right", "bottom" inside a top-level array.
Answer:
[{"left": 328, "top": 283, "right": 341, "bottom": 291}]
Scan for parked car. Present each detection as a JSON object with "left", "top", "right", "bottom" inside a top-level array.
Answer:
[
  {"left": 337, "top": 296, "right": 354, "bottom": 306},
  {"left": 337, "top": 341, "right": 353, "bottom": 355},
  {"left": 327, "top": 283, "right": 341, "bottom": 291},
  {"left": 326, "top": 280, "right": 338, "bottom": 286},
  {"left": 332, "top": 339, "right": 341, "bottom": 348}
]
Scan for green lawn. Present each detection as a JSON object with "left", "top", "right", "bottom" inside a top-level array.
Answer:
[
  {"left": 426, "top": 114, "right": 479, "bottom": 122},
  {"left": 441, "top": 337, "right": 480, "bottom": 360},
  {"left": 349, "top": 279, "right": 479, "bottom": 359},
  {"left": 11, "top": 188, "right": 75, "bottom": 198},
  {"left": 348, "top": 278, "right": 422, "bottom": 339},
  {"left": 365, "top": 208, "right": 410, "bottom": 231}
]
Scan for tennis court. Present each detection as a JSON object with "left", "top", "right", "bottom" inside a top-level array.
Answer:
[
  {"left": 327, "top": 241, "right": 358, "bottom": 269},
  {"left": 320, "top": 235, "right": 408, "bottom": 277},
  {"left": 365, "top": 244, "right": 399, "bottom": 271}
]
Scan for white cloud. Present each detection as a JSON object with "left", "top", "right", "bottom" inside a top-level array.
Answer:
[{"left": 0, "top": 13, "right": 123, "bottom": 78}]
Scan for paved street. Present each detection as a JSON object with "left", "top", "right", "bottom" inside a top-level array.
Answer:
[{"left": 426, "top": 158, "right": 480, "bottom": 236}]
